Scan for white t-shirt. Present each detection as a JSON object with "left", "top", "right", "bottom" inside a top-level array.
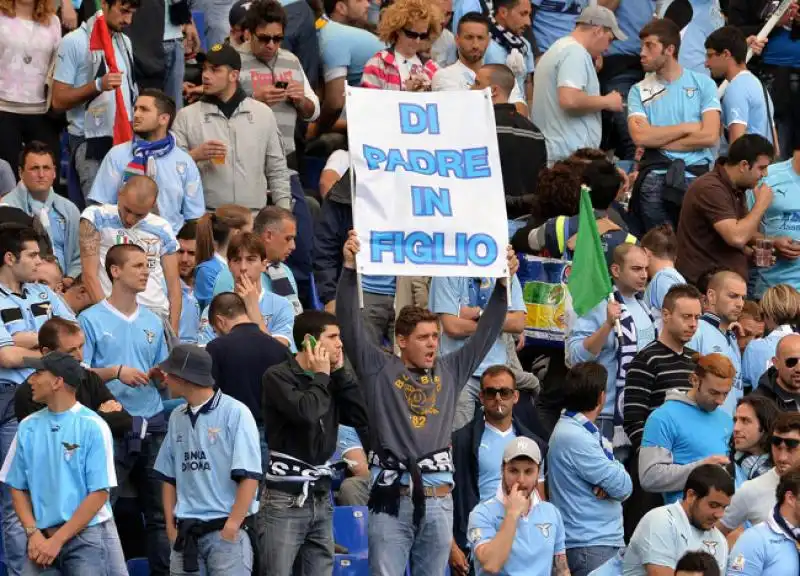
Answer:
[
  {"left": 432, "top": 59, "right": 525, "bottom": 105},
  {"left": 323, "top": 149, "right": 350, "bottom": 178},
  {"left": 720, "top": 467, "right": 779, "bottom": 531}
]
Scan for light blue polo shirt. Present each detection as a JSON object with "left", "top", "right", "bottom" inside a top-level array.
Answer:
[
  {"left": 478, "top": 424, "right": 517, "bottom": 502},
  {"left": 53, "top": 26, "right": 135, "bottom": 137},
  {"left": 741, "top": 326, "right": 793, "bottom": 391},
  {"left": 88, "top": 141, "right": 205, "bottom": 235},
  {"left": 722, "top": 71, "right": 774, "bottom": 144},
  {"left": 484, "top": 37, "right": 535, "bottom": 95},
  {"left": 0, "top": 403, "right": 116, "bottom": 530},
  {"left": 607, "top": 1, "right": 657, "bottom": 57},
  {"left": 317, "top": 19, "right": 384, "bottom": 86},
  {"left": 468, "top": 497, "right": 566, "bottom": 576},
  {"left": 155, "top": 390, "right": 262, "bottom": 521},
  {"left": 429, "top": 275, "right": 526, "bottom": 378},
  {"left": 749, "top": 159, "right": 800, "bottom": 297},
  {"left": 197, "top": 288, "right": 295, "bottom": 351},
  {"left": 213, "top": 264, "right": 299, "bottom": 304},
  {"left": 628, "top": 69, "right": 721, "bottom": 167},
  {"left": 688, "top": 314, "right": 743, "bottom": 416},
  {"left": 531, "top": 0, "right": 588, "bottom": 53},
  {"left": 195, "top": 255, "right": 226, "bottom": 311},
  {"left": 80, "top": 300, "right": 169, "bottom": 418},
  {"left": 0, "top": 282, "right": 75, "bottom": 389},
  {"left": 644, "top": 267, "right": 685, "bottom": 325},
  {"left": 726, "top": 519, "right": 800, "bottom": 576},
  {"left": 179, "top": 280, "right": 201, "bottom": 344}
]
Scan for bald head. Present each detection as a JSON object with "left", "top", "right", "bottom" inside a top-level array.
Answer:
[
  {"left": 775, "top": 334, "right": 800, "bottom": 392},
  {"left": 476, "top": 64, "right": 515, "bottom": 103},
  {"left": 705, "top": 270, "right": 746, "bottom": 323},
  {"left": 118, "top": 175, "right": 158, "bottom": 228},
  {"left": 707, "top": 270, "right": 744, "bottom": 295}
]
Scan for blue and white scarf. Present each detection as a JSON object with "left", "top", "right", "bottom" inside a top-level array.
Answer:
[{"left": 565, "top": 410, "right": 614, "bottom": 461}]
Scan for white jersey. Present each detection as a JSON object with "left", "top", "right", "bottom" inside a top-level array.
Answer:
[{"left": 81, "top": 204, "right": 177, "bottom": 318}]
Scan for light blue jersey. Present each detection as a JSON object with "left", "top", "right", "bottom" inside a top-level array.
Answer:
[
  {"left": 213, "top": 264, "right": 299, "bottom": 307},
  {"left": 726, "top": 518, "right": 800, "bottom": 576},
  {"left": 478, "top": 424, "right": 517, "bottom": 502},
  {"left": 468, "top": 497, "right": 566, "bottom": 576},
  {"left": 0, "top": 403, "right": 116, "bottom": 529},
  {"left": 723, "top": 71, "right": 774, "bottom": 144},
  {"left": 607, "top": 1, "right": 657, "bottom": 57},
  {"left": 179, "top": 281, "right": 201, "bottom": 344},
  {"left": 532, "top": 36, "right": 602, "bottom": 162},
  {"left": 659, "top": 0, "right": 724, "bottom": 74},
  {"left": 749, "top": 159, "right": 800, "bottom": 297},
  {"left": 429, "top": 275, "right": 526, "bottom": 378},
  {"left": 0, "top": 283, "right": 75, "bottom": 389},
  {"left": 641, "top": 394, "right": 733, "bottom": 504},
  {"left": 317, "top": 19, "right": 384, "bottom": 86},
  {"left": 532, "top": 0, "right": 588, "bottom": 53},
  {"left": 623, "top": 502, "right": 728, "bottom": 575},
  {"left": 53, "top": 26, "right": 135, "bottom": 137},
  {"left": 198, "top": 288, "right": 295, "bottom": 351},
  {"left": 688, "top": 314, "right": 742, "bottom": 415},
  {"left": 628, "top": 69, "right": 721, "bottom": 167},
  {"left": 88, "top": 141, "right": 205, "bottom": 234},
  {"left": 644, "top": 267, "right": 686, "bottom": 326},
  {"left": 741, "top": 325, "right": 793, "bottom": 391},
  {"left": 154, "top": 390, "right": 262, "bottom": 521},
  {"left": 195, "top": 255, "right": 226, "bottom": 311},
  {"left": 80, "top": 300, "right": 169, "bottom": 418},
  {"left": 484, "top": 37, "right": 535, "bottom": 95}
]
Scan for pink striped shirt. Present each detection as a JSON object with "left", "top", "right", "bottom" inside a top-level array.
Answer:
[{"left": 361, "top": 49, "right": 439, "bottom": 91}]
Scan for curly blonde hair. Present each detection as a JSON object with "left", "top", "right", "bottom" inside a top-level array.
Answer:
[
  {"left": 0, "top": 0, "right": 55, "bottom": 25},
  {"left": 378, "top": 0, "right": 442, "bottom": 46}
]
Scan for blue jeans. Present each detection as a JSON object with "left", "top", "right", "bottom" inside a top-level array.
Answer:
[
  {"left": 21, "top": 520, "right": 127, "bottom": 576},
  {"left": 260, "top": 489, "right": 333, "bottom": 576},
  {"left": 1, "top": 415, "right": 27, "bottom": 576},
  {"left": 601, "top": 69, "right": 643, "bottom": 160},
  {"left": 638, "top": 171, "right": 670, "bottom": 234},
  {"left": 169, "top": 529, "right": 253, "bottom": 576},
  {"left": 197, "top": 0, "right": 233, "bottom": 48},
  {"left": 115, "top": 432, "right": 170, "bottom": 576},
  {"left": 566, "top": 545, "right": 622, "bottom": 576},
  {"left": 163, "top": 39, "right": 185, "bottom": 111},
  {"left": 282, "top": 1, "right": 320, "bottom": 89},
  {"left": 368, "top": 494, "right": 453, "bottom": 576}
]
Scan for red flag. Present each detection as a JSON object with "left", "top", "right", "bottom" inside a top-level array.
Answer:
[{"left": 88, "top": 0, "right": 132, "bottom": 145}]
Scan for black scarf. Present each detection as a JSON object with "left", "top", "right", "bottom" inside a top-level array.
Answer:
[
  {"left": 202, "top": 85, "right": 248, "bottom": 119},
  {"left": 478, "top": 0, "right": 527, "bottom": 54}
]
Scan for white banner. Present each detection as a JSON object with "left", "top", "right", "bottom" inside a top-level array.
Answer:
[{"left": 345, "top": 86, "right": 509, "bottom": 278}]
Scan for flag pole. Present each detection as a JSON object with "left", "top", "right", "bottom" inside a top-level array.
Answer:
[
  {"left": 346, "top": 84, "right": 364, "bottom": 310},
  {"left": 608, "top": 294, "right": 622, "bottom": 338}
]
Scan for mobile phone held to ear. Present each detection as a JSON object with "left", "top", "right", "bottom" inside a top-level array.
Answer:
[
  {"left": 307, "top": 336, "right": 318, "bottom": 349},
  {"left": 274, "top": 81, "right": 288, "bottom": 89}
]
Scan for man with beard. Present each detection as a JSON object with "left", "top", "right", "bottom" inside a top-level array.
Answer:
[
  {"left": 176, "top": 222, "right": 201, "bottom": 344},
  {"left": 623, "top": 464, "right": 732, "bottom": 575},
  {"left": 89, "top": 89, "right": 205, "bottom": 235},
  {"left": 627, "top": 18, "right": 721, "bottom": 232},
  {"left": 639, "top": 353, "right": 734, "bottom": 504},
  {"left": 752, "top": 333, "right": 800, "bottom": 413},
  {"left": 172, "top": 43, "right": 291, "bottom": 212},
  {"left": 432, "top": 11, "right": 528, "bottom": 115},
  {"left": 51, "top": 0, "right": 141, "bottom": 198},
  {"left": 688, "top": 270, "right": 747, "bottom": 416},
  {"left": 467, "top": 436, "right": 568, "bottom": 576}
]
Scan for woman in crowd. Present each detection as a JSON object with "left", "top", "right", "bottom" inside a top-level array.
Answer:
[
  {"left": 0, "top": 0, "right": 63, "bottom": 176},
  {"left": 361, "top": 0, "right": 441, "bottom": 91},
  {"left": 193, "top": 205, "right": 253, "bottom": 310}
]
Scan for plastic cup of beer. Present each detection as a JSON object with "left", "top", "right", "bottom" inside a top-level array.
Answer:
[
  {"left": 755, "top": 238, "right": 773, "bottom": 267},
  {"left": 211, "top": 144, "right": 226, "bottom": 165}
]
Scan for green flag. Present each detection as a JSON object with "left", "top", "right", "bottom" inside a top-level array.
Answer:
[{"left": 567, "top": 185, "right": 612, "bottom": 316}]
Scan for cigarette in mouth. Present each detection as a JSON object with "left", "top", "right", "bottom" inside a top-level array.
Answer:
[{"left": 497, "top": 405, "right": 504, "bottom": 415}]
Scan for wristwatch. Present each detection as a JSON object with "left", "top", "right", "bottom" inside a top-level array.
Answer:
[{"left": 24, "top": 526, "right": 38, "bottom": 537}]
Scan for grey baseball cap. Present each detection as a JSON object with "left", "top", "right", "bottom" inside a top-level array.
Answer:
[
  {"left": 158, "top": 344, "right": 215, "bottom": 388},
  {"left": 503, "top": 437, "right": 542, "bottom": 465},
  {"left": 23, "top": 352, "right": 85, "bottom": 389},
  {"left": 576, "top": 5, "right": 627, "bottom": 41}
]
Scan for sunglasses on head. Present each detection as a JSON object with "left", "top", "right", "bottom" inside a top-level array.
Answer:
[
  {"left": 255, "top": 34, "right": 284, "bottom": 45},
  {"left": 785, "top": 357, "right": 800, "bottom": 368},
  {"left": 481, "top": 387, "right": 515, "bottom": 399},
  {"left": 402, "top": 28, "right": 430, "bottom": 40},
  {"left": 771, "top": 435, "right": 800, "bottom": 450}
]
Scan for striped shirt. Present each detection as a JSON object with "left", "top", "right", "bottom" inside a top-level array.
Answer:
[{"left": 623, "top": 341, "right": 696, "bottom": 448}]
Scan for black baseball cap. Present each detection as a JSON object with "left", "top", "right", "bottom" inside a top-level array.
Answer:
[
  {"left": 23, "top": 352, "right": 85, "bottom": 389},
  {"left": 158, "top": 344, "right": 215, "bottom": 388},
  {"left": 197, "top": 43, "right": 242, "bottom": 71},
  {"left": 229, "top": 0, "right": 252, "bottom": 28}
]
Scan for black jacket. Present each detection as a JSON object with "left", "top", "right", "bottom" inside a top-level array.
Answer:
[
  {"left": 313, "top": 178, "right": 353, "bottom": 306},
  {"left": 494, "top": 103, "right": 547, "bottom": 220},
  {"left": 262, "top": 356, "right": 369, "bottom": 492},
  {"left": 752, "top": 367, "right": 800, "bottom": 412},
  {"left": 15, "top": 370, "right": 133, "bottom": 438},
  {"left": 452, "top": 411, "right": 547, "bottom": 553}
]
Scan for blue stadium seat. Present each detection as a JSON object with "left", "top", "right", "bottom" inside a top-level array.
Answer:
[
  {"left": 333, "top": 506, "right": 368, "bottom": 557},
  {"left": 127, "top": 557, "right": 150, "bottom": 576},
  {"left": 333, "top": 554, "right": 368, "bottom": 576}
]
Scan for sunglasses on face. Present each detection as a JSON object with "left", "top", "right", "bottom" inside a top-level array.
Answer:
[
  {"left": 402, "top": 28, "right": 430, "bottom": 41},
  {"left": 785, "top": 357, "right": 800, "bottom": 368},
  {"left": 771, "top": 435, "right": 800, "bottom": 450},
  {"left": 255, "top": 34, "right": 284, "bottom": 45},
  {"left": 481, "top": 387, "right": 515, "bottom": 399}
]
